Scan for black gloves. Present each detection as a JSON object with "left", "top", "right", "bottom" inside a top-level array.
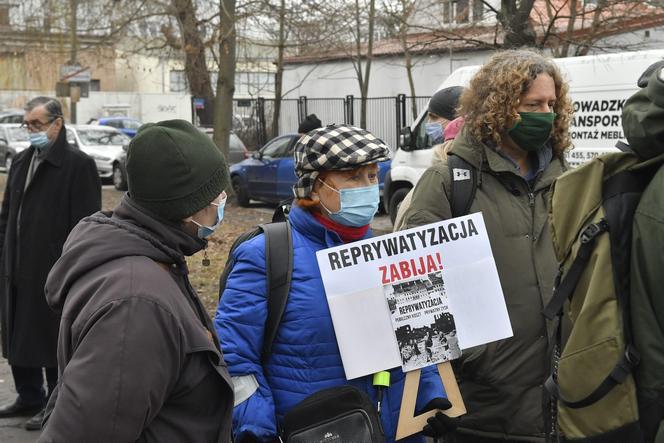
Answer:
[
  {"left": 237, "top": 433, "right": 259, "bottom": 443},
  {"left": 237, "top": 433, "right": 281, "bottom": 443},
  {"left": 420, "top": 397, "right": 459, "bottom": 438}
]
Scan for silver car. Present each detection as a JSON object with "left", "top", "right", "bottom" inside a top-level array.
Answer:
[
  {"left": 0, "top": 123, "right": 30, "bottom": 172},
  {"left": 67, "top": 125, "right": 130, "bottom": 190}
]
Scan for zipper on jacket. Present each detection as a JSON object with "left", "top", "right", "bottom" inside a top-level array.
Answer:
[{"left": 528, "top": 192, "right": 535, "bottom": 209}]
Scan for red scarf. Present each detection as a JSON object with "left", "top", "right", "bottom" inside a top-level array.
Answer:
[{"left": 313, "top": 211, "right": 369, "bottom": 243}]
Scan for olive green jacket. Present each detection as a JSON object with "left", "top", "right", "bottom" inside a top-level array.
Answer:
[{"left": 400, "top": 130, "right": 566, "bottom": 441}]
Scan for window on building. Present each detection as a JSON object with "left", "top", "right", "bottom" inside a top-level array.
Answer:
[
  {"left": 169, "top": 70, "right": 188, "bottom": 93},
  {"left": 90, "top": 79, "right": 101, "bottom": 91},
  {"left": 456, "top": 0, "right": 470, "bottom": 23},
  {"left": 442, "top": 0, "right": 473, "bottom": 24},
  {"left": 472, "top": 0, "right": 485, "bottom": 21}
]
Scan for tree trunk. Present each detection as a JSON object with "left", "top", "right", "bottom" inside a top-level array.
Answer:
[
  {"left": 354, "top": 0, "right": 365, "bottom": 128},
  {"left": 360, "top": 0, "right": 376, "bottom": 129},
  {"left": 213, "top": 0, "right": 236, "bottom": 161},
  {"left": 559, "top": 0, "right": 578, "bottom": 57},
  {"left": 400, "top": 20, "right": 417, "bottom": 118},
  {"left": 498, "top": 0, "right": 537, "bottom": 48},
  {"left": 271, "top": 0, "right": 286, "bottom": 139},
  {"left": 172, "top": 0, "right": 214, "bottom": 99}
]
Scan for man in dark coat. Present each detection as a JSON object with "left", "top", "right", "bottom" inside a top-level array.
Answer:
[{"left": 0, "top": 97, "right": 101, "bottom": 430}]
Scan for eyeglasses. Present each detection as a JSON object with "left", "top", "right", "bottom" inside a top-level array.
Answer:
[
  {"left": 21, "top": 119, "right": 55, "bottom": 132},
  {"left": 21, "top": 114, "right": 63, "bottom": 132}
]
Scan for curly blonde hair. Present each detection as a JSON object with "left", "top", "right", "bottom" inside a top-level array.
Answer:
[{"left": 458, "top": 50, "right": 573, "bottom": 158}]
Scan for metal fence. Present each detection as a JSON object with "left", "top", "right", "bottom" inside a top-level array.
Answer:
[{"left": 217, "top": 95, "right": 432, "bottom": 151}]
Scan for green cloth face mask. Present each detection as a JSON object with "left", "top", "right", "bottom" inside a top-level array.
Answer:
[{"left": 508, "top": 112, "right": 556, "bottom": 152}]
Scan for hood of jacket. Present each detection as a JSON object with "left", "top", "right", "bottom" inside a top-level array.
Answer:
[
  {"left": 45, "top": 194, "right": 206, "bottom": 313},
  {"left": 622, "top": 67, "right": 664, "bottom": 160}
]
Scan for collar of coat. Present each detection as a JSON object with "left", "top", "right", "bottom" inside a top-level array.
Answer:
[
  {"left": 288, "top": 204, "right": 374, "bottom": 248},
  {"left": 26, "top": 126, "right": 69, "bottom": 168},
  {"left": 448, "top": 127, "right": 568, "bottom": 192}
]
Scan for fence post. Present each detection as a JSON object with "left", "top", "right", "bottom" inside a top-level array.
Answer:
[
  {"left": 396, "top": 94, "right": 406, "bottom": 147},
  {"left": 297, "top": 96, "right": 308, "bottom": 123},
  {"left": 257, "top": 97, "right": 267, "bottom": 146},
  {"left": 344, "top": 95, "right": 354, "bottom": 126}
]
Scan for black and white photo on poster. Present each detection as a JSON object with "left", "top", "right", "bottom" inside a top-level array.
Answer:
[{"left": 384, "top": 271, "right": 461, "bottom": 372}]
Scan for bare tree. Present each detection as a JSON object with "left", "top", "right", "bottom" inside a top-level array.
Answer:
[
  {"left": 271, "top": 0, "right": 286, "bottom": 139},
  {"left": 162, "top": 0, "right": 214, "bottom": 98},
  {"left": 538, "top": 0, "right": 657, "bottom": 57},
  {"left": 351, "top": 0, "right": 377, "bottom": 129},
  {"left": 381, "top": 0, "right": 419, "bottom": 118},
  {"left": 213, "top": 0, "right": 236, "bottom": 159},
  {"left": 495, "top": 0, "right": 537, "bottom": 48}
]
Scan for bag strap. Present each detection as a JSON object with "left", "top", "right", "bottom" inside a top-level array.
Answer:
[
  {"left": 544, "top": 346, "right": 640, "bottom": 409},
  {"left": 447, "top": 154, "right": 477, "bottom": 218},
  {"left": 542, "top": 219, "right": 609, "bottom": 320},
  {"left": 260, "top": 221, "right": 293, "bottom": 363}
]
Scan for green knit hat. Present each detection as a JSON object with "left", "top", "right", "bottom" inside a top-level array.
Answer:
[{"left": 127, "top": 119, "right": 230, "bottom": 221}]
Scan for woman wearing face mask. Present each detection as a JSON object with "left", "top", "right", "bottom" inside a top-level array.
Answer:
[
  {"left": 39, "top": 120, "right": 234, "bottom": 442},
  {"left": 215, "top": 125, "right": 455, "bottom": 443},
  {"left": 401, "top": 51, "right": 573, "bottom": 442}
]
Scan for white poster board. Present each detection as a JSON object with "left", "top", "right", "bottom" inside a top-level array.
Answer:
[{"left": 316, "top": 212, "right": 513, "bottom": 380}]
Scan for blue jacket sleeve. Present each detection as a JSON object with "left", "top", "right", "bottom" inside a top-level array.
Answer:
[
  {"left": 214, "top": 236, "right": 278, "bottom": 441},
  {"left": 416, "top": 364, "right": 447, "bottom": 410}
]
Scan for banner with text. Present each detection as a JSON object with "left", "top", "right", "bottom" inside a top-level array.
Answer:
[{"left": 316, "top": 213, "right": 512, "bottom": 379}]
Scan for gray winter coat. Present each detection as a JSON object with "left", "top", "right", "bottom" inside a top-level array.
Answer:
[{"left": 39, "top": 196, "right": 233, "bottom": 442}]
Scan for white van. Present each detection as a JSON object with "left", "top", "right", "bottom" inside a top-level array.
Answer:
[{"left": 384, "top": 49, "right": 664, "bottom": 221}]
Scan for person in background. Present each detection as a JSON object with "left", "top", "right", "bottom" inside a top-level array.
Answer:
[
  {"left": 297, "top": 113, "right": 322, "bottom": 135},
  {"left": 401, "top": 50, "right": 573, "bottom": 442},
  {"left": 425, "top": 86, "right": 464, "bottom": 146},
  {"left": 38, "top": 120, "right": 234, "bottom": 441},
  {"left": 0, "top": 97, "right": 100, "bottom": 431},
  {"left": 392, "top": 89, "right": 465, "bottom": 232},
  {"left": 431, "top": 116, "right": 465, "bottom": 165},
  {"left": 216, "top": 125, "right": 457, "bottom": 442}
]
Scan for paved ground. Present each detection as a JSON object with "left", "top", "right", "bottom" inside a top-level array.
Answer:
[{"left": 0, "top": 358, "right": 39, "bottom": 442}]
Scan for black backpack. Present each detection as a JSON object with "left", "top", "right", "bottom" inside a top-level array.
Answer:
[
  {"left": 218, "top": 218, "right": 293, "bottom": 363},
  {"left": 447, "top": 154, "right": 477, "bottom": 218}
]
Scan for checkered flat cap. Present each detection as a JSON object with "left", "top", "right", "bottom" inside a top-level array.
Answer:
[{"left": 293, "top": 124, "right": 391, "bottom": 198}]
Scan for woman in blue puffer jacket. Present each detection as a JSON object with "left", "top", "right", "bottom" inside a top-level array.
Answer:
[{"left": 215, "top": 125, "right": 455, "bottom": 442}]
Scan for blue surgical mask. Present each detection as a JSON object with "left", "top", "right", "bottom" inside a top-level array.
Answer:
[
  {"left": 425, "top": 122, "right": 444, "bottom": 145},
  {"left": 192, "top": 198, "right": 226, "bottom": 238},
  {"left": 319, "top": 180, "right": 379, "bottom": 227},
  {"left": 29, "top": 131, "right": 51, "bottom": 150}
]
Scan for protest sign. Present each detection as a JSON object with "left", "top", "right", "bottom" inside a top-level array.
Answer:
[{"left": 316, "top": 212, "right": 512, "bottom": 380}]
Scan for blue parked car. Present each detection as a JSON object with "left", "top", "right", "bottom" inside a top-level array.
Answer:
[
  {"left": 230, "top": 133, "right": 391, "bottom": 207},
  {"left": 96, "top": 117, "right": 142, "bottom": 138}
]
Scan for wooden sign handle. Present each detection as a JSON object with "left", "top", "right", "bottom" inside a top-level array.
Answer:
[{"left": 395, "top": 362, "right": 466, "bottom": 440}]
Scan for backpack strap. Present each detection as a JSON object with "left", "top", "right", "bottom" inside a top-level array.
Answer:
[
  {"left": 447, "top": 154, "right": 477, "bottom": 218},
  {"left": 260, "top": 221, "right": 293, "bottom": 363},
  {"left": 542, "top": 219, "right": 609, "bottom": 320},
  {"left": 544, "top": 347, "right": 640, "bottom": 408}
]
